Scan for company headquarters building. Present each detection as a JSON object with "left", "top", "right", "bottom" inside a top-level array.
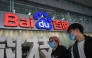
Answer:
[{"left": 0, "top": 0, "right": 92, "bottom": 57}]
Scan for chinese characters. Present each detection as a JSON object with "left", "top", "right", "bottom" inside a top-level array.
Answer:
[
  {"left": 52, "top": 20, "right": 69, "bottom": 30},
  {"left": 0, "top": 36, "right": 52, "bottom": 58}
]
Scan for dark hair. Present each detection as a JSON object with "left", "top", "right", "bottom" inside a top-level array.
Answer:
[
  {"left": 49, "top": 37, "right": 53, "bottom": 41},
  {"left": 67, "top": 23, "right": 84, "bottom": 33}
]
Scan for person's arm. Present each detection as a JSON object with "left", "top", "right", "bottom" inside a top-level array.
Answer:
[
  {"left": 65, "top": 49, "right": 71, "bottom": 58},
  {"left": 61, "top": 46, "right": 71, "bottom": 58}
]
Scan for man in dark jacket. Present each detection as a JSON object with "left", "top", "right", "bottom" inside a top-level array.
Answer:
[
  {"left": 49, "top": 36, "right": 71, "bottom": 58},
  {"left": 67, "top": 23, "right": 92, "bottom": 58}
]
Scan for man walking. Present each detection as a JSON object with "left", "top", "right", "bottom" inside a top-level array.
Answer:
[{"left": 67, "top": 23, "right": 92, "bottom": 58}]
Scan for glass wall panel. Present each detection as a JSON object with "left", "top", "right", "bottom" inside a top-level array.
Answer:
[
  {"left": 55, "top": 0, "right": 60, "bottom": 2},
  {"left": 55, "top": 10, "right": 63, "bottom": 19},
  {"left": 0, "top": 0, "right": 10, "bottom": 12},
  {"left": 60, "top": 0, "right": 92, "bottom": 11},
  {"left": 14, "top": 0, "right": 36, "bottom": 15},
  {"left": 1, "top": 0, "right": 92, "bottom": 24},
  {"left": 25, "top": 6, "right": 36, "bottom": 15},
  {"left": 47, "top": 9, "right": 55, "bottom": 18},
  {"left": 61, "top": 0, "right": 68, "bottom": 4},
  {"left": 69, "top": 13, "right": 77, "bottom": 22},
  {"left": 89, "top": 17, "right": 92, "bottom": 24},
  {"left": 14, "top": 1, "right": 26, "bottom": 14},
  {"left": 67, "top": 1, "right": 73, "bottom": 6},
  {"left": 36, "top": 4, "right": 47, "bottom": 12},
  {"left": 62, "top": 11, "right": 69, "bottom": 21},
  {"left": 37, "top": 7, "right": 47, "bottom": 12}
]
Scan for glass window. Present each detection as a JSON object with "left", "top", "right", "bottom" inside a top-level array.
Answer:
[
  {"left": 14, "top": 7, "right": 21, "bottom": 13},
  {"left": 0, "top": 0, "right": 10, "bottom": 11},
  {"left": 62, "top": 11, "right": 69, "bottom": 21},
  {"left": 37, "top": 7, "right": 47, "bottom": 12},
  {"left": 88, "top": 8, "right": 91, "bottom": 11},
  {"left": 80, "top": 15, "right": 86, "bottom": 23},
  {"left": 69, "top": 13, "right": 76, "bottom": 22},
  {"left": 88, "top": 8, "right": 92, "bottom": 12},
  {"left": 14, "top": 1, "right": 37, "bottom": 15},
  {"left": 25, "top": 3, "right": 37, "bottom": 15},
  {"left": 73, "top": 3, "right": 78, "bottom": 7},
  {"left": 26, "top": 9, "right": 36, "bottom": 15},
  {"left": 90, "top": 17, "right": 92, "bottom": 24},
  {"left": 25, "top": 6, "right": 36, "bottom": 15},
  {"left": 78, "top": 4, "right": 82, "bottom": 8},
  {"left": 14, "top": 1, "right": 26, "bottom": 14},
  {"left": 47, "top": 9, "right": 55, "bottom": 18},
  {"left": 85, "top": 7, "right": 89, "bottom": 11},
  {"left": 14, "top": 8, "right": 26, "bottom": 14},
  {"left": 67, "top": 1, "right": 73, "bottom": 6},
  {"left": 55, "top": 10, "right": 64, "bottom": 19},
  {"left": 61, "top": 0, "right": 68, "bottom": 4},
  {"left": 79, "top": 15, "right": 91, "bottom": 24},
  {"left": 15, "top": 7, "right": 26, "bottom": 14},
  {"left": 14, "top": 1, "right": 26, "bottom": 9},
  {"left": 55, "top": 0, "right": 60, "bottom": 2},
  {"left": 86, "top": 17, "right": 92, "bottom": 24},
  {"left": 25, "top": 1, "right": 36, "bottom": 7},
  {"left": 81, "top": 5, "right": 86, "bottom": 9},
  {"left": 75, "top": 14, "right": 81, "bottom": 23},
  {"left": 85, "top": 17, "right": 90, "bottom": 24},
  {"left": 36, "top": 4, "right": 47, "bottom": 12},
  {"left": 91, "top": 8, "right": 92, "bottom": 11}
]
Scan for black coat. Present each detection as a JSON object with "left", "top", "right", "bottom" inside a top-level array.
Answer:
[
  {"left": 51, "top": 45, "right": 71, "bottom": 58},
  {"left": 73, "top": 35, "right": 92, "bottom": 58}
]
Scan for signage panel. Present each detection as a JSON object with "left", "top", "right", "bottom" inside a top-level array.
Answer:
[
  {"left": 0, "top": 10, "right": 91, "bottom": 32},
  {"left": 4, "top": 11, "right": 69, "bottom": 31}
]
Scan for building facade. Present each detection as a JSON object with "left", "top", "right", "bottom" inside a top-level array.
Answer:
[
  {"left": 0, "top": 0, "right": 92, "bottom": 58},
  {"left": 0, "top": 0, "right": 92, "bottom": 48}
]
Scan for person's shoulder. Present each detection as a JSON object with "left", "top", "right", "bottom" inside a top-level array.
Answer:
[
  {"left": 84, "top": 35, "right": 92, "bottom": 41},
  {"left": 84, "top": 35, "right": 92, "bottom": 39},
  {"left": 59, "top": 45, "right": 71, "bottom": 54},
  {"left": 59, "top": 45, "right": 67, "bottom": 49},
  {"left": 89, "top": 36, "right": 92, "bottom": 39}
]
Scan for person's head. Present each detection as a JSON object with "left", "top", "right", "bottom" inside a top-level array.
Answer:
[
  {"left": 67, "top": 23, "right": 84, "bottom": 40},
  {"left": 49, "top": 36, "right": 60, "bottom": 48}
]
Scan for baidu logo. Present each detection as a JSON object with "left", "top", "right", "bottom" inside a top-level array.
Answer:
[{"left": 33, "top": 11, "right": 52, "bottom": 30}]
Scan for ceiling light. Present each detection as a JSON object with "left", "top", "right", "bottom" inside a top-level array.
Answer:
[
  {"left": 52, "top": 16, "right": 55, "bottom": 19},
  {"left": 28, "top": 12, "right": 31, "bottom": 15},
  {"left": 62, "top": 18, "right": 65, "bottom": 20},
  {"left": 13, "top": 10, "right": 15, "bottom": 13}
]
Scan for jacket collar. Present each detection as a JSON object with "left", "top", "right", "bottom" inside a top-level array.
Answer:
[
  {"left": 74, "top": 35, "right": 92, "bottom": 58},
  {"left": 84, "top": 35, "right": 92, "bottom": 42},
  {"left": 75, "top": 35, "right": 91, "bottom": 43}
]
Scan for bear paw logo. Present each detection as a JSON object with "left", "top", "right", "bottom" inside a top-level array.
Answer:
[{"left": 33, "top": 11, "right": 52, "bottom": 30}]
